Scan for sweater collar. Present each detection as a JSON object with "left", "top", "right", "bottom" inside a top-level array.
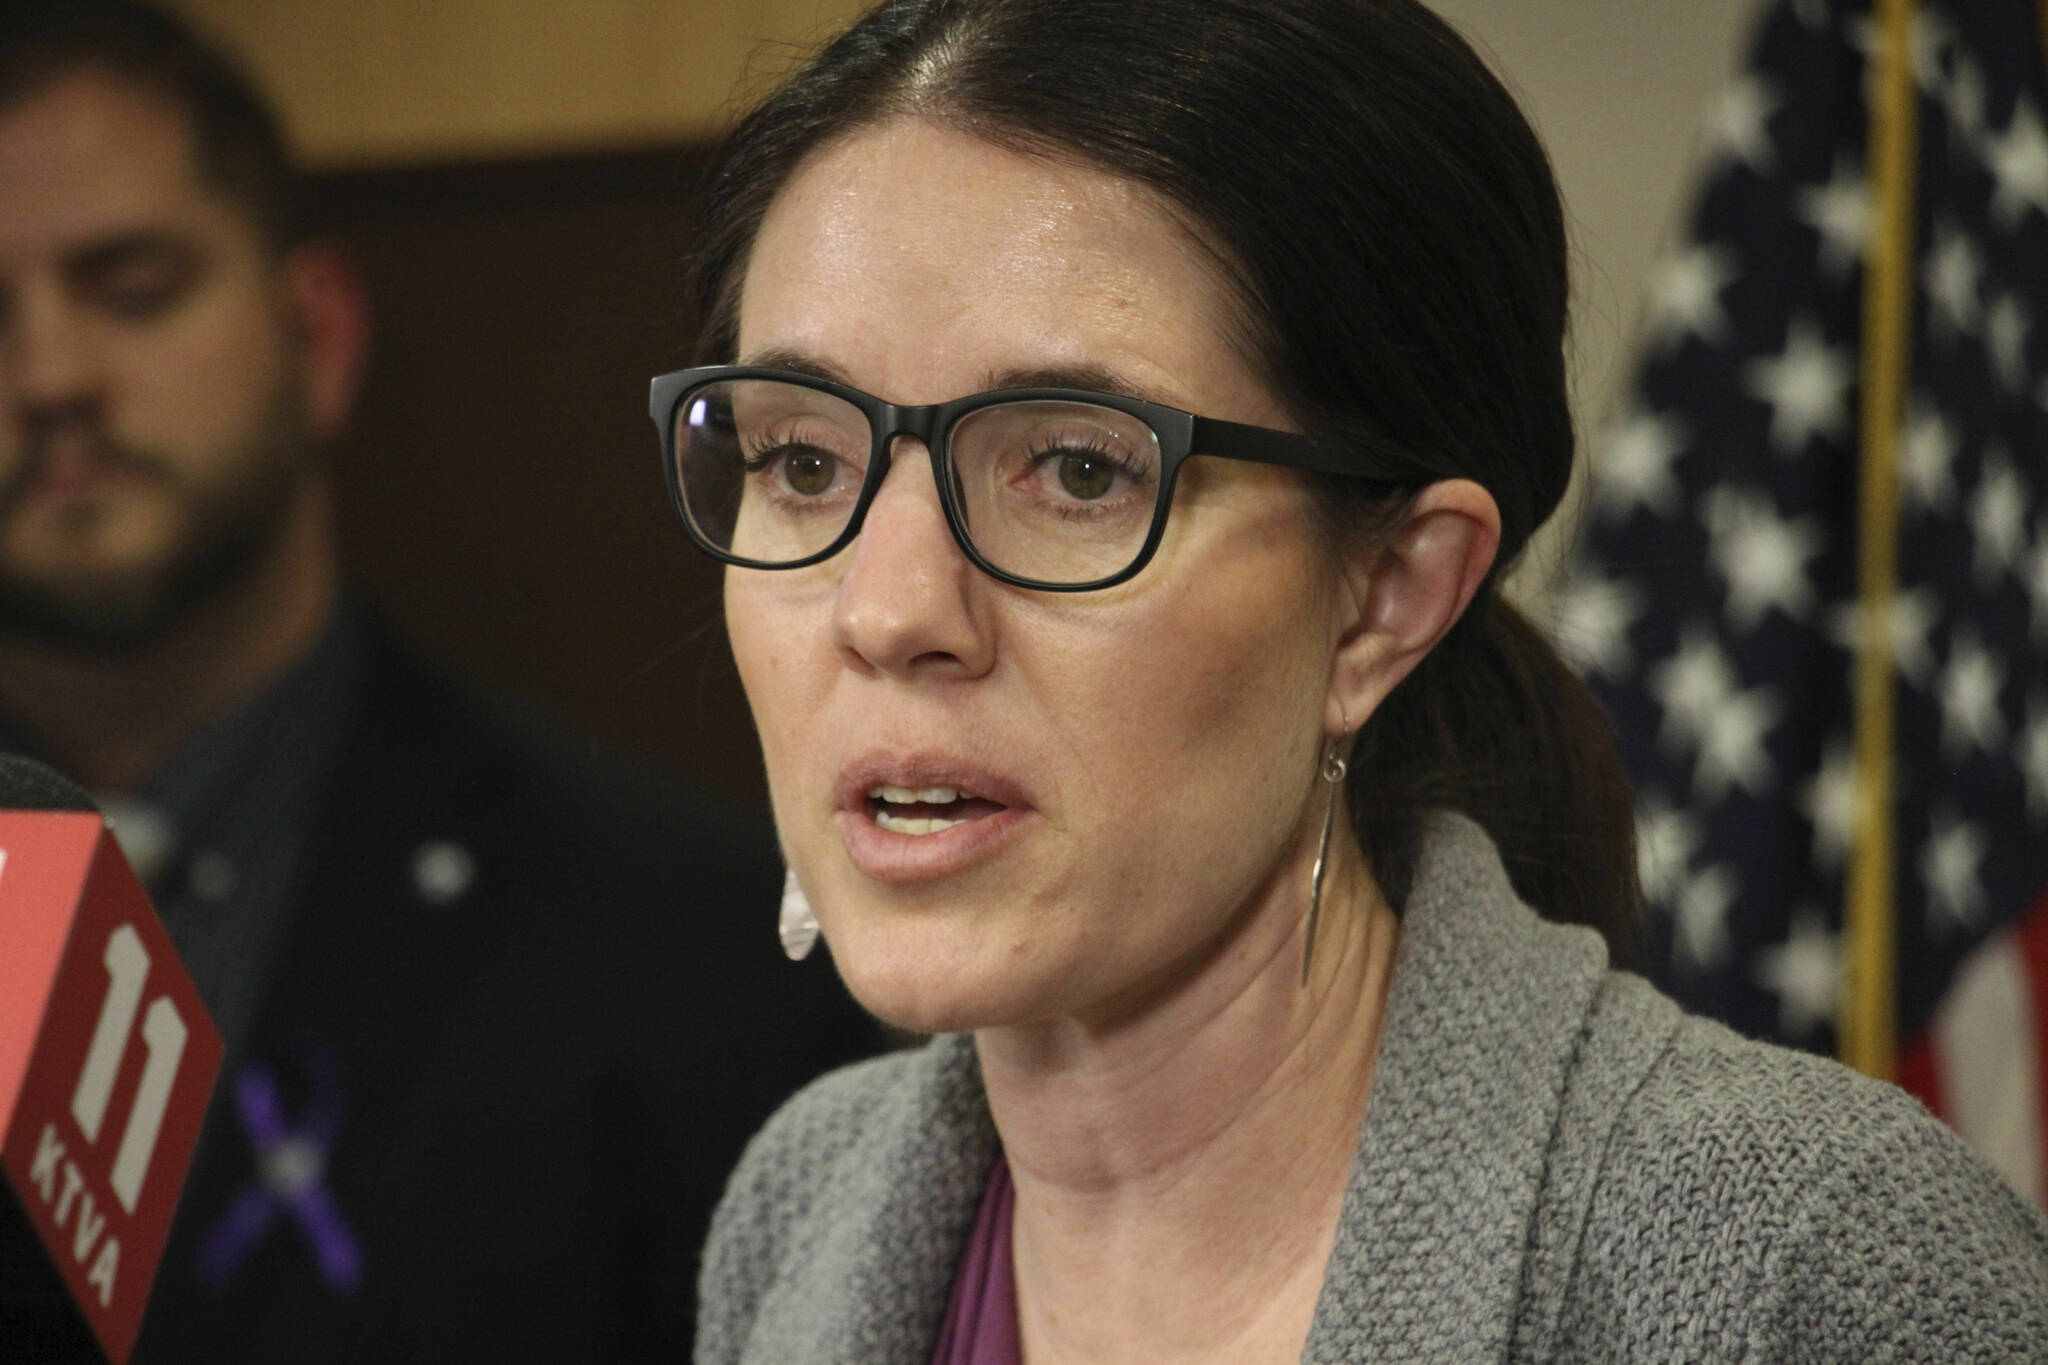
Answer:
[
  {"left": 757, "top": 812, "right": 1617, "bottom": 1362},
  {"left": 1301, "top": 811, "right": 1611, "bottom": 1363},
  {"left": 741, "top": 1033, "right": 997, "bottom": 1358}
]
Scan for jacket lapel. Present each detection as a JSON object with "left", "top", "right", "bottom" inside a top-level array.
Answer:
[
  {"left": 241, "top": 630, "right": 516, "bottom": 1159},
  {"left": 159, "top": 630, "right": 519, "bottom": 1319}
]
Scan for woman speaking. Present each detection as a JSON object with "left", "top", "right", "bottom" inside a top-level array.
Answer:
[{"left": 652, "top": 0, "right": 2048, "bottom": 1359}]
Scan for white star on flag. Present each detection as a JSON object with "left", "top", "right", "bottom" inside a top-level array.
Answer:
[
  {"left": 1635, "top": 797, "right": 1704, "bottom": 905},
  {"left": 1899, "top": 401, "right": 1961, "bottom": 515},
  {"left": 1675, "top": 861, "right": 1739, "bottom": 970},
  {"left": 1848, "top": 9, "right": 1952, "bottom": 101},
  {"left": 1649, "top": 629, "right": 1740, "bottom": 758},
  {"left": 1750, "top": 906, "right": 1841, "bottom": 1040},
  {"left": 1710, "top": 75, "right": 1781, "bottom": 172},
  {"left": 1799, "top": 739, "right": 1859, "bottom": 870},
  {"left": 1922, "top": 811, "right": 1990, "bottom": 932},
  {"left": 1941, "top": 55, "right": 1990, "bottom": 150},
  {"left": 1828, "top": 587, "right": 1941, "bottom": 690},
  {"left": 1645, "top": 244, "right": 1741, "bottom": 349},
  {"left": 1552, "top": 566, "right": 1643, "bottom": 681},
  {"left": 1937, "top": 627, "right": 2009, "bottom": 759},
  {"left": 1595, "top": 408, "right": 1689, "bottom": 521},
  {"left": 2025, "top": 527, "right": 2048, "bottom": 643},
  {"left": 1703, "top": 485, "right": 1828, "bottom": 628},
  {"left": 1986, "top": 294, "right": 2032, "bottom": 395},
  {"left": 1795, "top": 156, "right": 1871, "bottom": 277},
  {"left": 1696, "top": 682, "right": 1784, "bottom": 799},
  {"left": 1745, "top": 314, "right": 1855, "bottom": 454},
  {"left": 1985, "top": 96, "right": 2048, "bottom": 229},
  {"left": 2024, "top": 697, "right": 2048, "bottom": 822},
  {"left": 1923, "top": 220, "right": 1985, "bottom": 339},
  {"left": 1970, "top": 449, "right": 2029, "bottom": 587}
]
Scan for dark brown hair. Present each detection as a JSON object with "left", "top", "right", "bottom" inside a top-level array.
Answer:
[{"left": 691, "top": 0, "right": 1644, "bottom": 962}]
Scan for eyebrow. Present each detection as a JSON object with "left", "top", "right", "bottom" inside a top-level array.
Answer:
[
  {"left": 981, "top": 363, "right": 1155, "bottom": 402},
  {"left": 735, "top": 347, "right": 1169, "bottom": 408},
  {"left": 737, "top": 348, "right": 856, "bottom": 386}
]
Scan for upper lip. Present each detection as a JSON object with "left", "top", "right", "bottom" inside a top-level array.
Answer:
[{"left": 835, "top": 750, "right": 1033, "bottom": 815}]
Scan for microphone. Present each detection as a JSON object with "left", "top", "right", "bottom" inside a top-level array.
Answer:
[{"left": 1, "top": 754, "right": 224, "bottom": 1363}]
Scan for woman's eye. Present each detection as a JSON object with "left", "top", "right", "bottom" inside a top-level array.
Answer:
[
  {"left": 743, "top": 438, "right": 853, "bottom": 497},
  {"left": 783, "top": 449, "right": 837, "bottom": 495},
  {"left": 1056, "top": 450, "right": 1116, "bottom": 501}
]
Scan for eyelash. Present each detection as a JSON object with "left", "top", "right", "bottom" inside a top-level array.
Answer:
[
  {"left": 740, "top": 441, "right": 795, "bottom": 474},
  {"left": 740, "top": 438, "right": 863, "bottom": 496},
  {"left": 733, "top": 429, "right": 1156, "bottom": 513},
  {"left": 1025, "top": 437, "right": 1151, "bottom": 483}
]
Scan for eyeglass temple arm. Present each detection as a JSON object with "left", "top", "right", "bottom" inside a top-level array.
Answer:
[{"left": 1189, "top": 415, "right": 1418, "bottom": 484}]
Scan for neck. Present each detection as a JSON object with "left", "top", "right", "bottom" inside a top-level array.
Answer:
[
  {"left": 0, "top": 483, "right": 339, "bottom": 794},
  {"left": 976, "top": 827, "right": 1399, "bottom": 1365}
]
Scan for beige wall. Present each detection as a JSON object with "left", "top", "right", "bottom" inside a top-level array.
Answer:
[
  {"left": 1429, "top": 1, "right": 1767, "bottom": 588},
  {"left": 170, "top": 0, "right": 1767, "bottom": 583}
]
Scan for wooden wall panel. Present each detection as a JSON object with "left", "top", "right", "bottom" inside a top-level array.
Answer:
[
  {"left": 167, "top": 0, "right": 871, "bottom": 166},
  {"left": 305, "top": 151, "right": 769, "bottom": 796}
]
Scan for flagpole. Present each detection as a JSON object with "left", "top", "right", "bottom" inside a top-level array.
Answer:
[{"left": 1841, "top": 0, "right": 1919, "bottom": 1081}]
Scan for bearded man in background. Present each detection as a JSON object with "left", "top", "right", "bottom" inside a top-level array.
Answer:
[{"left": 0, "top": 4, "right": 874, "bottom": 1358}]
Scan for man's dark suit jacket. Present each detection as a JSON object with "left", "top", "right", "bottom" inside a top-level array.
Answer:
[{"left": 128, "top": 626, "right": 877, "bottom": 1362}]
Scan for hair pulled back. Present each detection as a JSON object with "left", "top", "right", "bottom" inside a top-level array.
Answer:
[{"left": 691, "top": 0, "right": 1644, "bottom": 962}]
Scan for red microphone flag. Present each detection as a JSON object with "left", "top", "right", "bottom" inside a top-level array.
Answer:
[{"left": 1, "top": 810, "right": 223, "bottom": 1363}]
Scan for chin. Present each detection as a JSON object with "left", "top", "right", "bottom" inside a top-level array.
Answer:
[
  {"left": 847, "top": 987, "right": 989, "bottom": 1038},
  {"left": 830, "top": 948, "right": 1000, "bottom": 1036},
  {"left": 824, "top": 913, "right": 1062, "bottom": 1037}
]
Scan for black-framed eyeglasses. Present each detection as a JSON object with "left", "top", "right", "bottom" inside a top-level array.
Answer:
[{"left": 649, "top": 364, "right": 1413, "bottom": 591}]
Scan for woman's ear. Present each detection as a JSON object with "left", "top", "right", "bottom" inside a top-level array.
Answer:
[{"left": 1325, "top": 478, "right": 1501, "bottom": 734}]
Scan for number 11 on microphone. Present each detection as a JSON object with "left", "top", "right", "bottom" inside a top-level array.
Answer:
[{"left": 1, "top": 809, "right": 224, "bottom": 1364}]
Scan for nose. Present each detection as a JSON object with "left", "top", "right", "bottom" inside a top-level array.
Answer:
[
  {"left": 3, "top": 281, "right": 102, "bottom": 421},
  {"left": 830, "top": 437, "right": 996, "bottom": 679}
]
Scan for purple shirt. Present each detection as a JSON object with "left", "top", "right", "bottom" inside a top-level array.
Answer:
[{"left": 931, "top": 1154, "right": 1022, "bottom": 1365}]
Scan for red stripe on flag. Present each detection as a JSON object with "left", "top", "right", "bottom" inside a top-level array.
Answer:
[
  {"left": 2012, "top": 889, "right": 2048, "bottom": 1200},
  {"left": 1898, "top": 1026, "right": 1947, "bottom": 1122}
]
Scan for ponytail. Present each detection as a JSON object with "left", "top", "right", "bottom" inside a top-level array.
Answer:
[{"left": 1347, "top": 584, "right": 1645, "bottom": 968}]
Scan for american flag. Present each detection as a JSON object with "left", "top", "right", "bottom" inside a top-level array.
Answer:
[{"left": 1561, "top": 0, "right": 2048, "bottom": 1206}]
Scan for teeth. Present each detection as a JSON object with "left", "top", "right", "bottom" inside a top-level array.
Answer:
[
  {"left": 874, "top": 811, "right": 964, "bottom": 836},
  {"left": 867, "top": 784, "right": 968, "bottom": 804}
]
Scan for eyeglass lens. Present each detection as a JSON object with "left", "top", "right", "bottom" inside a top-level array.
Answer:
[{"left": 674, "top": 378, "right": 1166, "bottom": 584}]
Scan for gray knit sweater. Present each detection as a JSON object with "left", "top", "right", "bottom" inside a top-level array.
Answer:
[{"left": 697, "top": 814, "right": 2048, "bottom": 1362}]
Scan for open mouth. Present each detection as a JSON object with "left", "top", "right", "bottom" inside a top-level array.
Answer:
[{"left": 865, "top": 784, "right": 1007, "bottom": 836}]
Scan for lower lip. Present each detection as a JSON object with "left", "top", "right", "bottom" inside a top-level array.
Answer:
[{"left": 834, "top": 803, "right": 1032, "bottom": 882}]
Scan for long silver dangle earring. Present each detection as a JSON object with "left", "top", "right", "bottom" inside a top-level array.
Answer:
[
  {"left": 779, "top": 866, "right": 820, "bottom": 961},
  {"left": 1301, "top": 742, "right": 1348, "bottom": 986}
]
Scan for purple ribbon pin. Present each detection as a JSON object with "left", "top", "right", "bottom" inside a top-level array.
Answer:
[{"left": 196, "top": 1048, "right": 363, "bottom": 1294}]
